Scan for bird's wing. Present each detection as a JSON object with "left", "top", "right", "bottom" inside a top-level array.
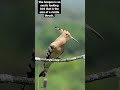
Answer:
[{"left": 46, "top": 46, "right": 54, "bottom": 59}]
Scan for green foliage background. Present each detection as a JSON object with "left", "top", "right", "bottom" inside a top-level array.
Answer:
[{"left": 35, "top": 0, "right": 85, "bottom": 90}]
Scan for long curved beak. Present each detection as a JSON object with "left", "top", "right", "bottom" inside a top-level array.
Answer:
[{"left": 70, "top": 36, "right": 80, "bottom": 44}]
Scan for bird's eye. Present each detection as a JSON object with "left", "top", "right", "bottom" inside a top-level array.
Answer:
[{"left": 66, "top": 34, "right": 68, "bottom": 35}]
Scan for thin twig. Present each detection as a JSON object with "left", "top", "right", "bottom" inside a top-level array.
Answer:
[
  {"left": 86, "top": 67, "right": 120, "bottom": 83},
  {"left": 43, "top": 78, "right": 47, "bottom": 90},
  {"left": 35, "top": 55, "right": 85, "bottom": 62}
]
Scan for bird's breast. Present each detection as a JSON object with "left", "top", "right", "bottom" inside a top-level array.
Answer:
[{"left": 50, "top": 46, "right": 64, "bottom": 59}]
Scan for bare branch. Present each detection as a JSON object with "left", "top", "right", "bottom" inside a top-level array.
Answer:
[
  {"left": 86, "top": 67, "right": 120, "bottom": 83},
  {"left": 0, "top": 74, "right": 34, "bottom": 85},
  {"left": 0, "top": 67, "right": 119, "bottom": 85},
  {"left": 35, "top": 55, "right": 85, "bottom": 62}
]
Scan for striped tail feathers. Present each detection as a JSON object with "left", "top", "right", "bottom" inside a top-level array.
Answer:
[
  {"left": 39, "top": 69, "right": 46, "bottom": 77},
  {"left": 46, "top": 46, "right": 54, "bottom": 59},
  {"left": 39, "top": 62, "right": 52, "bottom": 77},
  {"left": 39, "top": 46, "right": 54, "bottom": 77}
]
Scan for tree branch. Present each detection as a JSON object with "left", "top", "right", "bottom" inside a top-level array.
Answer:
[
  {"left": 0, "top": 74, "right": 34, "bottom": 85},
  {"left": 35, "top": 55, "right": 85, "bottom": 62},
  {"left": 0, "top": 66, "right": 119, "bottom": 85},
  {"left": 86, "top": 67, "right": 120, "bottom": 83}
]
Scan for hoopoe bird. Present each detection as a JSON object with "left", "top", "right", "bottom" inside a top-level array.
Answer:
[{"left": 39, "top": 27, "right": 79, "bottom": 77}]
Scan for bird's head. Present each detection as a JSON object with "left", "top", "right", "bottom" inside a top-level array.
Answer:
[{"left": 55, "top": 27, "right": 79, "bottom": 43}]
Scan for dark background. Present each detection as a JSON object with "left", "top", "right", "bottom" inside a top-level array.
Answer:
[
  {"left": 0, "top": 0, "right": 34, "bottom": 90},
  {"left": 0, "top": 0, "right": 120, "bottom": 90},
  {"left": 86, "top": 0, "right": 120, "bottom": 90}
]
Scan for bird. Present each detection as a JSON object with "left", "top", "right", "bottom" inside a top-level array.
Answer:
[
  {"left": 39, "top": 25, "right": 104, "bottom": 77},
  {"left": 39, "top": 27, "right": 79, "bottom": 77}
]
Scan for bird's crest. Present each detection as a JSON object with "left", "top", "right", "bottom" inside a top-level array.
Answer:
[
  {"left": 55, "top": 27, "right": 79, "bottom": 43},
  {"left": 55, "top": 27, "right": 70, "bottom": 35}
]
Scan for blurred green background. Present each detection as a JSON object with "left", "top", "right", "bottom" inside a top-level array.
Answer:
[
  {"left": 86, "top": 0, "right": 120, "bottom": 90},
  {"left": 0, "top": 0, "right": 34, "bottom": 90},
  {"left": 35, "top": 0, "right": 85, "bottom": 90}
]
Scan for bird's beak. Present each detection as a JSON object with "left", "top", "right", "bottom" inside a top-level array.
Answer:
[{"left": 70, "top": 36, "right": 80, "bottom": 44}]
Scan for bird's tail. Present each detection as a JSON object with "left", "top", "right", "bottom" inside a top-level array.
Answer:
[
  {"left": 39, "top": 62, "right": 52, "bottom": 77},
  {"left": 39, "top": 69, "right": 46, "bottom": 77}
]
